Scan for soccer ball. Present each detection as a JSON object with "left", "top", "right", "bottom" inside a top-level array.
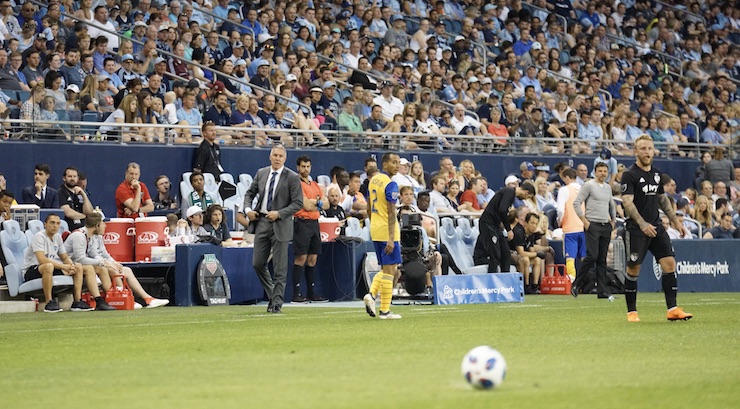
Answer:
[{"left": 461, "top": 346, "right": 507, "bottom": 390}]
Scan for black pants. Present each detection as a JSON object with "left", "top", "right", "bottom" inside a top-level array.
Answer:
[
  {"left": 574, "top": 222, "right": 611, "bottom": 296},
  {"left": 474, "top": 223, "right": 511, "bottom": 273}
]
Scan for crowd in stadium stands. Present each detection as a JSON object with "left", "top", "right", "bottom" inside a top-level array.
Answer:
[
  {"left": 0, "top": 0, "right": 734, "bottom": 152},
  {"left": 0, "top": 2, "right": 739, "bottom": 287}
]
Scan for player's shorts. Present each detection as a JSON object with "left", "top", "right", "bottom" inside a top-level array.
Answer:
[
  {"left": 624, "top": 225, "right": 675, "bottom": 267},
  {"left": 24, "top": 265, "right": 65, "bottom": 281},
  {"left": 374, "top": 241, "right": 402, "bottom": 266},
  {"left": 293, "top": 218, "right": 322, "bottom": 256},
  {"left": 563, "top": 231, "right": 586, "bottom": 259}
]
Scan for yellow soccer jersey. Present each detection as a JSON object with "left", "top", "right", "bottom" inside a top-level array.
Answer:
[{"left": 369, "top": 172, "right": 400, "bottom": 242}]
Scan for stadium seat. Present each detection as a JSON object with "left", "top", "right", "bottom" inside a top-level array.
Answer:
[
  {"left": 456, "top": 218, "right": 478, "bottom": 257},
  {"left": 344, "top": 217, "right": 363, "bottom": 239},
  {"left": 316, "top": 175, "right": 330, "bottom": 187},
  {"left": 25, "top": 219, "right": 44, "bottom": 244},
  {"left": 180, "top": 180, "right": 194, "bottom": 210},
  {"left": 1, "top": 220, "right": 28, "bottom": 267},
  {"left": 182, "top": 171, "right": 193, "bottom": 183},
  {"left": 202, "top": 173, "right": 223, "bottom": 205},
  {"left": 360, "top": 221, "right": 371, "bottom": 241},
  {"left": 220, "top": 173, "right": 235, "bottom": 184},
  {"left": 238, "top": 173, "right": 253, "bottom": 189},
  {"left": 439, "top": 217, "right": 487, "bottom": 275}
]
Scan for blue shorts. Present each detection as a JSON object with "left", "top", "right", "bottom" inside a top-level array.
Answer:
[
  {"left": 564, "top": 231, "right": 586, "bottom": 259},
  {"left": 373, "top": 241, "right": 402, "bottom": 266}
]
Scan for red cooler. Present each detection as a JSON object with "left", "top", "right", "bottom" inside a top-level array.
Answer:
[
  {"left": 135, "top": 216, "right": 168, "bottom": 261},
  {"left": 103, "top": 218, "right": 135, "bottom": 262},
  {"left": 319, "top": 218, "right": 341, "bottom": 242}
]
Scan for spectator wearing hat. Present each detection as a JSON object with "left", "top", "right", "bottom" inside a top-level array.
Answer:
[
  {"left": 384, "top": 14, "right": 409, "bottom": 49},
  {"left": 520, "top": 65, "right": 542, "bottom": 98},
  {"left": 130, "top": 21, "right": 148, "bottom": 54},
  {"left": 93, "top": 74, "right": 115, "bottom": 112},
  {"left": 592, "top": 148, "right": 619, "bottom": 184},
  {"left": 249, "top": 60, "right": 272, "bottom": 98},
  {"left": 248, "top": 43, "right": 275, "bottom": 78},
  {"left": 372, "top": 81, "right": 404, "bottom": 121},
  {"left": 576, "top": 110, "right": 600, "bottom": 155},
  {"left": 231, "top": 59, "right": 252, "bottom": 95},
  {"left": 117, "top": 54, "right": 139, "bottom": 85}
]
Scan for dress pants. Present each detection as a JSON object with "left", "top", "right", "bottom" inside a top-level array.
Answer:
[
  {"left": 252, "top": 218, "right": 290, "bottom": 307},
  {"left": 575, "top": 222, "right": 612, "bottom": 295}
]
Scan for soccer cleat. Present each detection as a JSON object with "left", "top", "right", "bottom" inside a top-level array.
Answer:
[
  {"left": 291, "top": 295, "right": 309, "bottom": 303},
  {"left": 44, "top": 299, "right": 62, "bottom": 313},
  {"left": 70, "top": 300, "right": 94, "bottom": 312},
  {"left": 666, "top": 307, "right": 693, "bottom": 321},
  {"left": 627, "top": 311, "right": 640, "bottom": 323},
  {"left": 363, "top": 293, "right": 376, "bottom": 318},
  {"left": 145, "top": 298, "right": 169, "bottom": 308},
  {"left": 378, "top": 311, "right": 402, "bottom": 320}
]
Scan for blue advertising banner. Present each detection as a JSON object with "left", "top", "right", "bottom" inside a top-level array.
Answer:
[
  {"left": 638, "top": 240, "right": 740, "bottom": 292},
  {"left": 433, "top": 273, "right": 524, "bottom": 305}
]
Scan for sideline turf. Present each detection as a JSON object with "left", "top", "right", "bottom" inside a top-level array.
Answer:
[{"left": 0, "top": 293, "right": 738, "bottom": 409}]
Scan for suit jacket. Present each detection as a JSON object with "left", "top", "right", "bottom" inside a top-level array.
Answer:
[
  {"left": 243, "top": 166, "right": 303, "bottom": 242},
  {"left": 21, "top": 186, "right": 59, "bottom": 208}
]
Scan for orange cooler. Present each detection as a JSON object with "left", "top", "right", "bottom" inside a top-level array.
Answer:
[
  {"left": 103, "top": 218, "right": 135, "bottom": 262},
  {"left": 135, "top": 216, "right": 168, "bottom": 261}
]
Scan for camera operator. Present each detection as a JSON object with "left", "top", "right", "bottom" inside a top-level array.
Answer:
[{"left": 397, "top": 186, "right": 443, "bottom": 294}]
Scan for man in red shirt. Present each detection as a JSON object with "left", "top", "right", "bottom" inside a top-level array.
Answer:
[
  {"left": 459, "top": 177, "right": 485, "bottom": 213},
  {"left": 291, "top": 155, "right": 329, "bottom": 303},
  {"left": 115, "top": 162, "right": 154, "bottom": 218}
]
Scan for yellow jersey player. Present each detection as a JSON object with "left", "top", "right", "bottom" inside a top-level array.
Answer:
[{"left": 363, "top": 153, "right": 402, "bottom": 319}]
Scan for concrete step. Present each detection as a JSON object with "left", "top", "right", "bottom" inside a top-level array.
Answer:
[{"left": 0, "top": 300, "right": 37, "bottom": 314}]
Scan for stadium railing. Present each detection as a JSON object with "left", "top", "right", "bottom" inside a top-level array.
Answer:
[
  {"left": 603, "top": 33, "right": 684, "bottom": 77},
  {"left": 29, "top": 0, "right": 313, "bottom": 117},
  {"left": 654, "top": 1, "right": 706, "bottom": 25},
  {"left": 654, "top": 109, "right": 702, "bottom": 158},
  {"left": 521, "top": 1, "right": 569, "bottom": 34},
  {"left": 544, "top": 68, "right": 613, "bottom": 109},
  {"left": 3, "top": 118, "right": 736, "bottom": 158}
]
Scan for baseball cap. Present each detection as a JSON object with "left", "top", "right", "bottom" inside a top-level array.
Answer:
[
  {"left": 481, "top": 77, "right": 492, "bottom": 85},
  {"left": 66, "top": 84, "right": 80, "bottom": 93},
  {"left": 380, "top": 80, "right": 393, "bottom": 88},
  {"left": 531, "top": 42, "right": 542, "bottom": 50},
  {"left": 133, "top": 21, "right": 147, "bottom": 28},
  {"left": 454, "top": 35, "right": 466, "bottom": 42},
  {"left": 310, "top": 86, "right": 323, "bottom": 93},
  {"left": 96, "top": 74, "right": 110, "bottom": 82},
  {"left": 468, "top": 77, "right": 479, "bottom": 83},
  {"left": 35, "top": 33, "right": 46, "bottom": 40},
  {"left": 154, "top": 56, "right": 167, "bottom": 65},
  {"left": 483, "top": 4, "right": 497, "bottom": 12},
  {"left": 322, "top": 81, "right": 336, "bottom": 90},
  {"left": 520, "top": 161, "right": 536, "bottom": 172},
  {"left": 286, "top": 74, "right": 297, "bottom": 81},
  {"left": 207, "top": 81, "right": 225, "bottom": 91},
  {"left": 600, "top": 148, "right": 612, "bottom": 159},
  {"left": 122, "top": 54, "right": 134, "bottom": 62},
  {"left": 399, "top": 158, "right": 410, "bottom": 166},
  {"left": 233, "top": 41, "right": 244, "bottom": 48},
  {"left": 331, "top": 27, "right": 342, "bottom": 33},
  {"left": 187, "top": 79, "right": 200, "bottom": 89},
  {"left": 504, "top": 175, "right": 520, "bottom": 185},
  {"left": 257, "top": 60, "right": 270, "bottom": 67},
  {"left": 173, "top": 80, "right": 187, "bottom": 88},
  {"left": 158, "top": 25, "right": 169, "bottom": 32},
  {"left": 391, "top": 14, "right": 404, "bottom": 22},
  {"left": 186, "top": 205, "right": 203, "bottom": 218},
  {"left": 535, "top": 165, "right": 551, "bottom": 172},
  {"left": 675, "top": 210, "right": 685, "bottom": 216},
  {"left": 234, "top": 59, "right": 247, "bottom": 67}
]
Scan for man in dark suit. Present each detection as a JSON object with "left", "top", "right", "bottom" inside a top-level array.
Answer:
[
  {"left": 243, "top": 145, "right": 303, "bottom": 314},
  {"left": 21, "top": 164, "right": 59, "bottom": 208}
]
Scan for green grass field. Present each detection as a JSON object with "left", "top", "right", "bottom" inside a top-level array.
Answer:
[{"left": 1, "top": 293, "right": 738, "bottom": 409}]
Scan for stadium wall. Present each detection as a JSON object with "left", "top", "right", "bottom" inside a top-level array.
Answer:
[{"left": 0, "top": 142, "right": 713, "bottom": 218}]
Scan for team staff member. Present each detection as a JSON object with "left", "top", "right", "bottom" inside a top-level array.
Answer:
[
  {"left": 572, "top": 162, "right": 616, "bottom": 299},
  {"left": 242, "top": 145, "right": 303, "bottom": 314},
  {"left": 473, "top": 182, "right": 535, "bottom": 273},
  {"left": 291, "top": 155, "right": 329, "bottom": 303},
  {"left": 115, "top": 162, "right": 154, "bottom": 218},
  {"left": 57, "top": 166, "right": 93, "bottom": 231},
  {"left": 363, "top": 152, "right": 403, "bottom": 320},
  {"left": 621, "top": 135, "right": 692, "bottom": 323},
  {"left": 193, "top": 122, "right": 225, "bottom": 182}
]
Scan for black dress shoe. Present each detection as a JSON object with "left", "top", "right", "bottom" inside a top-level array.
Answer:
[
  {"left": 272, "top": 305, "right": 282, "bottom": 314},
  {"left": 266, "top": 302, "right": 274, "bottom": 313},
  {"left": 570, "top": 285, "right": 579, "bottom": 298},
  {"left": 292, "top": 295, "right": 309, "bottom": 303},
  {"left": 309, "top": 295, "right": 328, "bottom": 303}
]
